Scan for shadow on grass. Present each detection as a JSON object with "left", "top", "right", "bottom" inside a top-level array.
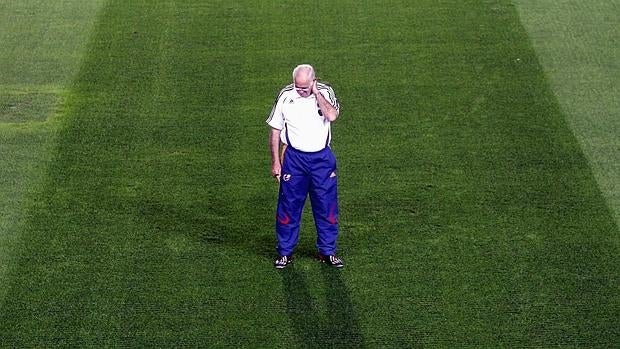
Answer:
[{"left": 280, "top": 265, "right": 364, "bottom": 348}]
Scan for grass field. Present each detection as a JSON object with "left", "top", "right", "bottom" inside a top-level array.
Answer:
[
  {"left": 514, "top": 0, "right": 620, "bottom": 227},
  {"left": 1, "top": 0, "right": 618, "bottom": 347},
  {"left": 0, "top": 0, "right": 105, "bottom": 314}
]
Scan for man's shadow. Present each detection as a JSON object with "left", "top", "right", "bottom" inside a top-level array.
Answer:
[{"left": 280, "top": 264, "right": 365, "bottom": 348}]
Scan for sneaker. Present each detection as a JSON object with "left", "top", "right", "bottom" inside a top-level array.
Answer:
[
  {"left": 274, "top": 255, "right": 293, "bottom": 269},
  {"left": 319, "top": 254, "right": 344, "bottom": 268}
]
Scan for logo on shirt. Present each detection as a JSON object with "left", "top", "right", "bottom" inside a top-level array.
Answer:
[
  {"left": 329, "top": 171, "right": 337, "bottom": 178},
  {"left": 283, "top": 174, "right": 292, "bottom": 182}
]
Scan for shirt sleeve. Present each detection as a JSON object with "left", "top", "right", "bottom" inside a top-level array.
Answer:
[
  {"left": 319, "top": 84, "right": 340, "bottom": 111},
  {"left": 266, "top": 89, "right": 286, "bottom": 130}
]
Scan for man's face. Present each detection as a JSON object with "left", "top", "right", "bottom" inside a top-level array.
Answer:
[{"left": 294, "top": 74, "right": 313, "bottom": 98}]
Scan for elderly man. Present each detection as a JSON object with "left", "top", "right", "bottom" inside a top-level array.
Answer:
[{"left": 266, "top": 64, "right": 344, "bottom": 269}]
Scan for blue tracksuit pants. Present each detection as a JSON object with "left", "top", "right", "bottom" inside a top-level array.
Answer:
[{"left": 276, "top": 146, "right": 339, "bottom": 256}]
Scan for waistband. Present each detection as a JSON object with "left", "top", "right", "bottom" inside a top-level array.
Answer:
[{"left": 285, "top": 144, "right": 330, "bottom": 155}]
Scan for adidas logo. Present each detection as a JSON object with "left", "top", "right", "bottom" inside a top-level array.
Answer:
[{"left": 330, "top": 171, "right": 336, "bottom": 178}]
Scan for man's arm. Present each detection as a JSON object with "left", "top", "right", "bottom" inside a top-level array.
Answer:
[
  {"left": 312, "top": 80, "right": 339, "bottom": 122},
  {"left": 269, "top": 127, "right": 282, "bottom": 181}
]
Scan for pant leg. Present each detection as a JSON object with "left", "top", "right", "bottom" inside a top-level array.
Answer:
[
  {"left": 275, "top": 149, "right": 309, "bottom": 256},
  {"left": 308, "top": 148, "right": 339, "bottom": 256}
]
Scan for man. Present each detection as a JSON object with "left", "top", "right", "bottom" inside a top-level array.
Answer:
[{"left": 266, "top": 64, "right": 344, "bottom": 269}]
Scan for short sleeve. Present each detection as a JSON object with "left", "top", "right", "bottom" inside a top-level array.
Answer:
[
  {"left": 266, "top": 89, "right": 287, "bottom": 130},
  {"left": 319, "top": 84, "right": 340, "bottom": 111}
]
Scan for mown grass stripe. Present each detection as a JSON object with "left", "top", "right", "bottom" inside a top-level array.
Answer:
[
  {"left": 0, "top": 0, "right": 106, "bottom": 87},
  {"left": 2, "top": 1, "right": 288, "bottom": 347},
  {"left": 513, "top": 0, "right": 620, "bottom": 227},
  {"left": 332, "top": 1, "right": 618, "bottom": 346},
  {"left": 0, "top": 0, "right": 104, "bottom": 314}
]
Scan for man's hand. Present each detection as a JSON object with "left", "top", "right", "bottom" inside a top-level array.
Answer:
[
  {"left": 311, "top": 79, "right": 319, "bottom": 96},
  {"left": 269, "top": 128, "right": 282, "bottom": 183},
  {"left": 271, "top": 162, "right": 281, "bottom": 182},
  {"left": 312, "top": 80, "right": 339, "bottom": 122}
]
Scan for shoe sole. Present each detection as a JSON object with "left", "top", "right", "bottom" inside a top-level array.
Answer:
[{"left": 323, "top": 262, "right": 344, "bottom": 268}]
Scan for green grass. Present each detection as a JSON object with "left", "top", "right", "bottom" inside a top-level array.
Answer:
[
  {"left": 0, "top": 0, "right": 105, "bottom": 88},
  {"left": 0, "top": 0, "right": 104, "bottom": 313},
  {"left": 514, "top": 0, "right": 620, "bottom": 226},
  {"left": 0, "top": 0, "right": 618, "bottom": 347}
]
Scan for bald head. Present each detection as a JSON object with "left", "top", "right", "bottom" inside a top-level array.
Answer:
[
  {"left": 292, "top": 64, "right": 316, "bottom": 98},
  {"left": 292, "top": 64, "right": 315, "bottom": 81}
]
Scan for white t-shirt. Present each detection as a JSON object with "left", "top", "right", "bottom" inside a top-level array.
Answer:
[{"left": 266, "top": 82, "right": 340, "bottom": 152}]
